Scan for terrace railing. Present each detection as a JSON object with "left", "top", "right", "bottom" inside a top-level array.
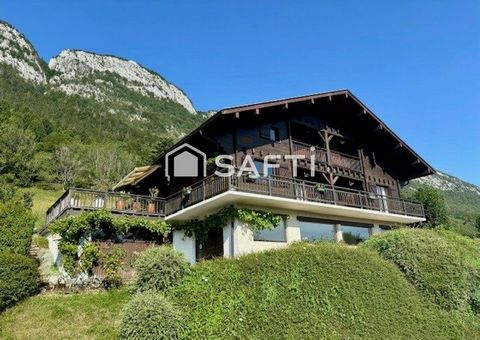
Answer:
[{"left": 46, "top": 174, "right": 424, "bottom": 224}]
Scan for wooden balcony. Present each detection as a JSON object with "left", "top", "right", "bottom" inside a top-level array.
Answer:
[
  {"left": 46, "top": 189, "right": 166, "bottom": 225},
  {"left": 291, "top": 140, "right": 362, "bottom": 173},
  {"left": 46, "top": 174, "right": 425, "bottom": 225}
]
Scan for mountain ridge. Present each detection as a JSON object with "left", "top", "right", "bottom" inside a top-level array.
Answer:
[{"left": 0, "top": 21, "right": 196, "bottom": 114}]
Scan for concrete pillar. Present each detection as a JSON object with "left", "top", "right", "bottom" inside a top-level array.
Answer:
[
  {"left": 285, "top": 215, "right": 301, "bottom": 244},
  {"left": 172, "top": 230, "right": 196, "bottom": 264},
  {"left": 369, "top": 224, "right": 382, "bottom": 236},
  {"left": 334, "top": 223, "right": 343, "bottom": 242},
  {"left": 223, "top": 222, "right": 234, "bottom": 258}
]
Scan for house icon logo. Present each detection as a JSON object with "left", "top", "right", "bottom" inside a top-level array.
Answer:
[{"left": 165, "top": 143, "right": 207, "bottom": 180}]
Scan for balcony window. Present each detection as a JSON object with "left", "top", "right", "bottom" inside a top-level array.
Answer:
[
  {"left": 298, "top": 219, "right": 335, "bottom": 241},
  {"left": 253, "top": 220, "right": 286, "bottom": 242}
]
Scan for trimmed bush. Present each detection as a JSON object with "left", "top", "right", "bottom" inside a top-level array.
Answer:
[
  {"left": 0, "top": 252, "right": 40, "bottom": 310},
  {"left": 133, "top": 246, "right": 189, "bottom": 294},
  {"left": 0, "top": 200, "right": 36, "bottom": 255},
  {"left": 170, "top": 242, "right": 480, "bottom": 339},
  {"left": 118, "top": 292, "right": 184, "bottom": 340},
  {"left": 362, "top": 229, "right": 471, "bottom": 312}
]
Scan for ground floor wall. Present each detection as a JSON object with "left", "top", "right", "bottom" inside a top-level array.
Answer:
[{"left": 172, "top": 205, "right": 387, "bottom": 263}]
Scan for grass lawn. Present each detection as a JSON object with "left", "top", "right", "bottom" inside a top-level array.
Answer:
[
  {"left": 0, "top": 289, "right": 130, "bottom": 340},
  {"left": 20, "top": 187, "right": 63, "bottom": 229}
]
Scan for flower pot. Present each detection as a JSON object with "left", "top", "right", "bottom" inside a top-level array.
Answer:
[
  {"left": 132, "top": 201, "right": 142, "bottom": 212},
  {"left": 115, "top": 199, "right": 125, "bottom": 210},
  {"left": 147, "top": 202, "right": 156, "bottom": 213}
]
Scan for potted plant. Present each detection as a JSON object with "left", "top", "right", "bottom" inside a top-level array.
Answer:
[
  {"left": 115, "top": 191, "right": 128, "bottom": 210},
  {"left": 247, "top": 172, "right": 260, "bottom": 182},
  {"left": 182, "top": 186, "right": 192, "bottom": 198},
  {"left": 315, "top": 183, "right": 326, "bottom": 193},
  {"left": 147, "top": 187, "right": 159, "bottom": 213}
]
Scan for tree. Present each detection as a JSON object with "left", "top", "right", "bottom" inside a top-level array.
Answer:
[
  {"left": 54, "top": 146, "right": 81, "bottom": 190},
  {"left": 475, "top": 216, "right": 480, "bottom": 233},
  {"left": 413, "top": 186, "right": 448, "bottom": 228},
  {"left": 0, "top": 125, "right": 37, "bottom": 186}
]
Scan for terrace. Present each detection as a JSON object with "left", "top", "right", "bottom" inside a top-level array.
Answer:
[{"left": 46, "top": 173, "right": 425, "bottom": 225}]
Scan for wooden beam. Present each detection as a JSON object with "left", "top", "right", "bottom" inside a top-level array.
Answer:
[
  {"left": 358, "top": 109, "right": 367, "bottom": 116},
  {"left": 331, "top": 175, "right": 339, "bottom": 185},
  {"left": 255, "top": 108, "right": 260, "bottom": 115},
  {"left": 284, "top": 103, "right": 289, "bottom": 109},
  {"left": 375, "top": 125, "right": 384, "bottom": 132},
  {"left": 235, "top": 112, "right": 240, "bottom": 119},
  {"left": 310, "top": 98, "right": 315, "bottom": 104},
  {"left": 395, "top": 142, "right": 403, "bottom": 150},
  {"left": 412, "top": 158, "right": 420, "bottom": 165},
  {"left": 328, "top": 95, "right": 332, "bottom": 101}
]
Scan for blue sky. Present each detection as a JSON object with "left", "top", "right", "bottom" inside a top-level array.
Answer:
[{"left": 1, "top": 1, "right": 479, "bottom": 185}]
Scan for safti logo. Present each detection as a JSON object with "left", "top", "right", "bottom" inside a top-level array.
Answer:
[
  {"left": 165, "top": 143, "right": 206, "bottom": 180},
  {"left": 166, "top": 143, "right": 319, "bottom": 179}
]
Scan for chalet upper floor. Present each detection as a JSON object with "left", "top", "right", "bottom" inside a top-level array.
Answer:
[{"left": 46, "top": 90, "right": 433, "bottom": 227}]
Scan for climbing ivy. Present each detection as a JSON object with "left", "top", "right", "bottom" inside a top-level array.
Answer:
[
  {"left": 176, "top": 206, "right": 286, "bottom": 243},
  {"left": 49, "top": 207, "right": 284, "bottom": 274},
  {"left": 49, "top": 210, "right": 170, "bottom": 276}
]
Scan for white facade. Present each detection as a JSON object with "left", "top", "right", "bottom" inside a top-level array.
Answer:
[{"left": 172, "top": 203, "right": 388, "bottom": 262}]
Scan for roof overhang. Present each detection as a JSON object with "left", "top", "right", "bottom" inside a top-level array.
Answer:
[
  {"left": 166, "top": 190, "right": 425, "bottom": 224},
  {"left": 113, "top": 165, "right": 160, "bottom": 190},
  {"left": 150, "top": 89, "right": 434, "bottom": 181}
]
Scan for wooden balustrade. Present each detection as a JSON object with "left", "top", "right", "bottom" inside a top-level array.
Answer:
[
  {"left": 292, "top": 140, "right": 361, "bottom": 172},
  {"left": 46, "top": 174, "right": 425, "bottom": 224}
]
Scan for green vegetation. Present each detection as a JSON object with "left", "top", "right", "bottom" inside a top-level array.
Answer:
[
  {"left": 119, "top": 292, "right": 184, "bottom": 340},
  {"left": 101, "top": 246, "right": 127, "bottom": 289},
  {"left": 0, "top": 197, "right": 36, "bottom": 255},
  {"left": 0, "top": 63, "right": 203, "bottom": 190},
  {"left": 362, "top": 229, "right": 474, "bottom": 312},
  {"left": 0, "top": 289, "right": 130, "bottom": 339},
  {"left": 0, "top": 252, "right": 40, "bottom": 311},
  {"left": 170, "top": 243, "right": 480, "bottom": 339},
  {"left": 48, "top": 210, "right": 170, "bottom": 276},
  {"left": 412, "top": 185, "right": 448, "bottom": 227},
  {"left": 132, "top": 246, "right": 189, "bottom": 294}
]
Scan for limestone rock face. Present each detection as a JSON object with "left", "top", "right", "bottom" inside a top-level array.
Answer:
[
  {"left": 0, "top": 21, "right": 47, "bottom": 84},
  {"left": 0, "top": 21, "right": 196, "bottom": 114},
  {"left": 49, "top": 50, "right": 196, "bottom": 114}
]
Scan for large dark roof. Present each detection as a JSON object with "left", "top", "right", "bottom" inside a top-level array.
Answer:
[{"left": 154, "top": 89, "right": 434, "bottom": 180}]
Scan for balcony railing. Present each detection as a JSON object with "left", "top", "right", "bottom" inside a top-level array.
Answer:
[
  {"left": 46, "top": 174, "right": 425, "bottom": 225},
  {"left": 46, "top": 189, "right": 166, "bottom": 225},
  {"left": 291, "top": 140, "right": 362, "bottom": 172}
]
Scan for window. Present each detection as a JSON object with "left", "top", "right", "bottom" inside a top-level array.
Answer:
[
  {"left": 253, "top": 220, "right": 286, "bottom": 242},
  {"left": 298, "top": 219, "right": 335, "bottom": 241},
  {"left": 341, "top": 225, "right": 370, "bottom": 245},
  {"left": 269, "top": 127, "right": 280, "bottom": 142},
  {"left": 260, "top": 126, "right": 280, "bottom": 142}
]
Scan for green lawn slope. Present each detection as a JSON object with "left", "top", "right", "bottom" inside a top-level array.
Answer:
[{"left": 0, "top": 289, "right": 129, "bottom": 340}]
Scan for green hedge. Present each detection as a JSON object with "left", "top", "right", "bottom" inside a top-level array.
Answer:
[
  {"left": 119, "top": 292, "right": 184, "bottom": 340},
  {"left": 362, "top": 229, "right": 472, "bottom": 312},
  {"left": 132, "top": 246, "right": 189, "bottom": 294},
  {"left": 170, "top": 242, "right": 480, "bottom": 339},
  {"left": 0, "top": 200, "right": 35, "bottom": 255},
  {"left": 0, "top": 252, "right": 40, "bottom": 310}
]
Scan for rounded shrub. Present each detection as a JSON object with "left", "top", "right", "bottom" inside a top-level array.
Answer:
[
  {"left": 0, "top": 252, "right": 40, "bottom": 310},
  {"left": 133, "top": 246, "right": 189, "bottom": 293},
  {"left": 361, "top": 228, "right": 470, "bottom": 311},
  {"left": 119, "top": 292, "right": 184, "bottom": 340}
]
